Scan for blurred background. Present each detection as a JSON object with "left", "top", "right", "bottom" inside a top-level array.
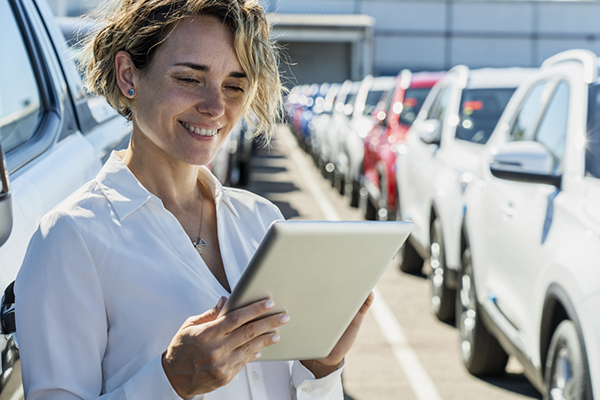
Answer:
[{"left": 52, "top": 0, "right": 600, "bottom": 84}]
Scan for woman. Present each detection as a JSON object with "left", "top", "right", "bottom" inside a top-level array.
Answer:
[{"left": 14, "top": 0, "right": 373, "bottom": 398}]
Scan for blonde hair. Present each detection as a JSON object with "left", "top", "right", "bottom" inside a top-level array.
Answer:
[{"left": 81, "top": 0, "right": 283, "bottom": 142}]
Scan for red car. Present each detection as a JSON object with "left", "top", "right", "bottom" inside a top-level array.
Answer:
[{"left": 361, "top": 70, "right": 445, "bottom": 220}]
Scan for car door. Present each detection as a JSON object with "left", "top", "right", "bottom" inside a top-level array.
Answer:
[
  {"left": 403, "top": 82, "right": 453, "bottom": 245},
  {"left": 477, "top": 77, "right": 571, "bottom": 342}
]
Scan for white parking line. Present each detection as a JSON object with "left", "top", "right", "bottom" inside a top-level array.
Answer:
[{"left": 279, "top": 128, "right": 443, "bottom": 400}]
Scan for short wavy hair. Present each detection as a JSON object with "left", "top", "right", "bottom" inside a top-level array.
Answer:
[{"left": 81, "top": 0, "right": 283, "bottom": 142}]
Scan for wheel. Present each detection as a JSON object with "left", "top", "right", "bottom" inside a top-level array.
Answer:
[
  {"left": 397, "top": 236, "right": 424, "bottom": 274},
  {"left": 237, "top": 159, "right": 250, "bottom": 186},
  {"left": 544, "top": 320, "right": 589, "bottom": 400},
  {"left": 345, "top": 180, "right": 360, "bottom": 208},
  {"left": 429, "top": 218, "right": 456, "bottom": 323},
  {"left": 377, "top": 173, "right": 392, "bottom": 221},
  {"left": 456, "top": 247, "right": 508, "bottom": 375},
  {"left": 358, "top": 184, "right": 377, "bottom": 220},
  {"left": 333, "top": 171, "right": 345, "bottom": 195}
]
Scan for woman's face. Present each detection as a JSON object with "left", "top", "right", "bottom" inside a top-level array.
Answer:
[{"left": 131, "top": 15, "right": 247, "bottom": 166}]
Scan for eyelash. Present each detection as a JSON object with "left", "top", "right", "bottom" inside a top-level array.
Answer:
[{"left": 176, "top": 78, "right": 244, "bottom": 93}]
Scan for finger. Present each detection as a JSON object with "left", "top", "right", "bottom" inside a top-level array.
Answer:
[
  {"left": 227, "top": 312, "right": 290, "bottom": 350},
  {"left": 182, "top": 296, "right": 227, "bottom": 328},
  {"left": 218, "top": 298, "right": 276, "bottom": 334},
  {"left": 231, "top": 329, "right": 283, "bottom": 364},
  {"left": 348, "top": 292, "right": 375, "bottom": 329}
]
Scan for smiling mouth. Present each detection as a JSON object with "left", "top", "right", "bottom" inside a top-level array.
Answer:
[{"left": 181, "top": 121, "right": 219, "bottom": 137}]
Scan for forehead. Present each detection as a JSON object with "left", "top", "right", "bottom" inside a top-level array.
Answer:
[{"left": 155, "top": 15, "right": 242, "bottom": 72}]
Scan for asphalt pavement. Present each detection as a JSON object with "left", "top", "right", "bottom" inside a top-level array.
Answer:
[{"left": 246, "top": 125, "right": 543, "bottom": 400}]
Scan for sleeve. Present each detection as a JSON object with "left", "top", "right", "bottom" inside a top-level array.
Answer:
[
  {"left": 14, "top": 212, "right": 183, "bottom": 400},
  {"left": 290, "top": 360, "right": 345, "bottom": 400}
]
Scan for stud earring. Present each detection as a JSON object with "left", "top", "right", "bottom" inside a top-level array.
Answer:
[{"left": 128, "top": 88, "right": 135, "bottom": 96}]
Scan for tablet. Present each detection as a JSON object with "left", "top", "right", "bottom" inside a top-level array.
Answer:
[{"left": 220, "top": 220, "right": 413, "bottom": 361}]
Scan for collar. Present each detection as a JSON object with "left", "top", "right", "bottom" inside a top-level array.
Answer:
[{"left": 95, "top": 151, "right": 240, "bottom": 221}]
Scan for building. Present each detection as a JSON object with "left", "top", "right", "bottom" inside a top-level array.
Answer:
[{"left": 47, "top": 0, "right": 600, "bottom": 84}]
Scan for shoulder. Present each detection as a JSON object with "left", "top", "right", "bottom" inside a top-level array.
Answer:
[
  {"left": 222, "top": 186, "right": 284, "bottom": 222},
  {"left": 37, "top": 179, "right": 108, "bottom": 237}
]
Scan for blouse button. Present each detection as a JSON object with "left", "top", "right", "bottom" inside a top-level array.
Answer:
[
  {"left": 302, "top": 386, "right": 314, "bottom": 392},
  {"left": 252, "top": 371, "right": 260, "bottom": 381}
]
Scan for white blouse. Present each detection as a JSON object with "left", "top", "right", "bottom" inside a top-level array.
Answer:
[{"left": 15, "top": 152, "right": 343, "bottom": 400}]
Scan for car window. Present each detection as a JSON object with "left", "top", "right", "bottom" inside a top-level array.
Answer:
[
  {"left": 535, "top": 80, "right": 569, "bottom": 172},
  {"left": 363, "top": 90, "right": 385, "bottom": 116},
  {"left": 585, "top": 84, "right": 600, "bottom": 179},
  {"left": 0, "top": 2, "right": 43, "bottom": 154},
  {"left": 456, "top": 88, "right": 514, "bottom": 144},
  {"left": 428, "top": 85, "right": 452, "bottom": 123},
  {"left": 398, "top": 88, "right": 432, "bottom": 127},
  {"left": 510, "top": 80, "right": 552, "bottom": 142}
]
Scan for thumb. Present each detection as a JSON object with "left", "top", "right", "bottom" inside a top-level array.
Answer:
[{"left": 186, "top": 296, "right": 227, "bottom": 327}]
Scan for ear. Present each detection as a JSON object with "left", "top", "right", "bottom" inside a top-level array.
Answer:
[{"left": 115, "top": 51, "right": 137, "bottom": 98}]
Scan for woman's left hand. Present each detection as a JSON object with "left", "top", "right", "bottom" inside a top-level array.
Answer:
[{"left": 300, "top": 292, "right": 375, "bottom": 378}]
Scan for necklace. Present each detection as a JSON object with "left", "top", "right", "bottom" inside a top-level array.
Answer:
[{"left": 192, "top": 190, "right": 208, "bottom": 255}]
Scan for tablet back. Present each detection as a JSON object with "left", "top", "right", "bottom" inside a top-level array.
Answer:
[{"left": 221, "top": 220, "right": 412, "bottom": 361}]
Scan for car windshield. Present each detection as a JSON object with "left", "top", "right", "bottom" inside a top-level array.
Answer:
[
  {"left": 586, "top": 84, "right": 600, "bottom": 179},
  {"left": 398, "top": 88, "right": 430, "bottom": 126},
  {"left": 456, "top": 88, "right": 515, "bottom": 144},
  {"left": 363, "top": 90, "right": 385, "bottom": 116}
]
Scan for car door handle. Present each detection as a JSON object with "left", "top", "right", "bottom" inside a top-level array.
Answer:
[{"left": 503, "top": 202, "right": 514, "bottom": 218}]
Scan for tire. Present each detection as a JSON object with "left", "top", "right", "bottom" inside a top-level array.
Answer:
[
  {"left": 345, "top": 180, "right": 360, "bottom": 208},
  {"left": 377, "top": 173, "right": 393, "bottom": 221},
  {"left": 237, "top": 159, "right": 250, "bottom": 186},
  {"left": 333, "top": 171, "right": 345, "bottom": 195},
  {"left": 456, "top": 247, "right": 508, "bottom": 375},
  {"left": 359, "top": 184, "right": 377, "bottom": 220},
  {"left": 398, "top": 237, "right": 424, "bottom": 274},
  {"left": 429, "top": 218, "right": 456, "bottom": 323},
  {"left": 544, "top": 320, "right": 589, "bottom": 400}
]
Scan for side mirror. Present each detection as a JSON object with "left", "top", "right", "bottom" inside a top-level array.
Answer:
[
  {"left": 0, "top": 143, "right": 12, "bottom": 247},
  {"left": 420, "top": 119, "right": 441, "bottom": 146},
  {"left": 489, "top": 141, "right": 561, "bottom": 187}
]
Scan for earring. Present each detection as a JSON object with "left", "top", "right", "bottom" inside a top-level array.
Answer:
[{"left": 128, "top": 88, "right": 135, "bottom": 96}]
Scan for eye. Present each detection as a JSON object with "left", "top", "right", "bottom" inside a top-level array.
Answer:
[
  {"left": 227, "top": 85, "right": 244, "bottom": 93},
  {"left": 178, "top": 77, "right": 198, "bottom": 84}
]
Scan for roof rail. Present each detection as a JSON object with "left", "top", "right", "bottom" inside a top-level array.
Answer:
[
  {"left": 541, "top": 49, "right": 598, "bottom": 84},
  {"left": 448, "top": 65, "right": 470, "bottom": 88}
]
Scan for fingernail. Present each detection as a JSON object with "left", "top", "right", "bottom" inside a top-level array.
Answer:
[
  {"left": 271, "top": 334, "right": 281, "bottom": 343},
  {"left": 265, "top": 299, "right": 275, "bottom": 309},
  {"left": 217, "top": 296, "right": 226, "bottom": 308},
  {"left": 255, "top": 352, "right": 262, "bottom": 359},
  {"left": 281, "top": 314, "right": 290, "bottom": 323}
]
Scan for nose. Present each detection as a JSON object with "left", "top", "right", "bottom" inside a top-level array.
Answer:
[{"left": 196, "top": 86, "right": 225, "bottom": 118}]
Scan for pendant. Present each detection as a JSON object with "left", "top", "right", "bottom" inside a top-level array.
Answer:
[{"left": 194, "top": 238, "right": 208, "bottom": 255}]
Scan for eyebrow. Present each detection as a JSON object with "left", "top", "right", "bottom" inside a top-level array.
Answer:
[{"left": 173, "top": 62, "right": 247, "bottom": 79}]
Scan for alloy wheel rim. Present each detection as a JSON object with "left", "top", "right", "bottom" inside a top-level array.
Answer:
[
  {"left": 549, "top": 346, "right": 575, "bottom": 400},
  {"left": 430, "top": 224, "right": 444, "bottom": 312},
  {"left": 458, "top": 265, "right": 477, "bottom": 364}
]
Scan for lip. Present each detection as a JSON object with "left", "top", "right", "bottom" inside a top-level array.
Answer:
[{"left": 180, "top": 121, "right": 221, "bottom": 137}]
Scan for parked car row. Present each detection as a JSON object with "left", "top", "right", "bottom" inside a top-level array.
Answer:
[
  {"left": 396, "top": 50, "right": 600, "bottom": 400},
  {"left": 288, "top": 49, "right": 600, "bottom": 399}
]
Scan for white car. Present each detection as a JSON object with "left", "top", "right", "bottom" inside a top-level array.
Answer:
[
  {"left": 320, "top": 80, "right": 359, "bottom": 180},
  {"left": 395, "top": 66, "right": 535, "bottom": 322},
  {"left": 459, "top": 49, "right": 600, "bottom": 399},
  {"left": 0, "top": 0, "right": 131, "bottom": 396},
  {"left": 336, "top": 76, "right": 395, "bottom": 205}
]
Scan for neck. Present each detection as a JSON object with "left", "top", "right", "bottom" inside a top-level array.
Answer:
[{"left": 122, "top": 131, "right": 204, "bottom": 209}]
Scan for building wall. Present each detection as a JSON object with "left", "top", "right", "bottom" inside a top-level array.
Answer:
[
  {"left": 267, "top": 0, "right": 600, "bottom": 77},
  {"left": 47, "top": 0, "right": 600, "bottom": 80},
  {"left": 280, "top": 42, "right": 352, "bottom": 86}
]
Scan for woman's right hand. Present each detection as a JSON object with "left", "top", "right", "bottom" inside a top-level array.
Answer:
[{"left": 161, "top": 297, "right": 289, "bottom": 398}]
